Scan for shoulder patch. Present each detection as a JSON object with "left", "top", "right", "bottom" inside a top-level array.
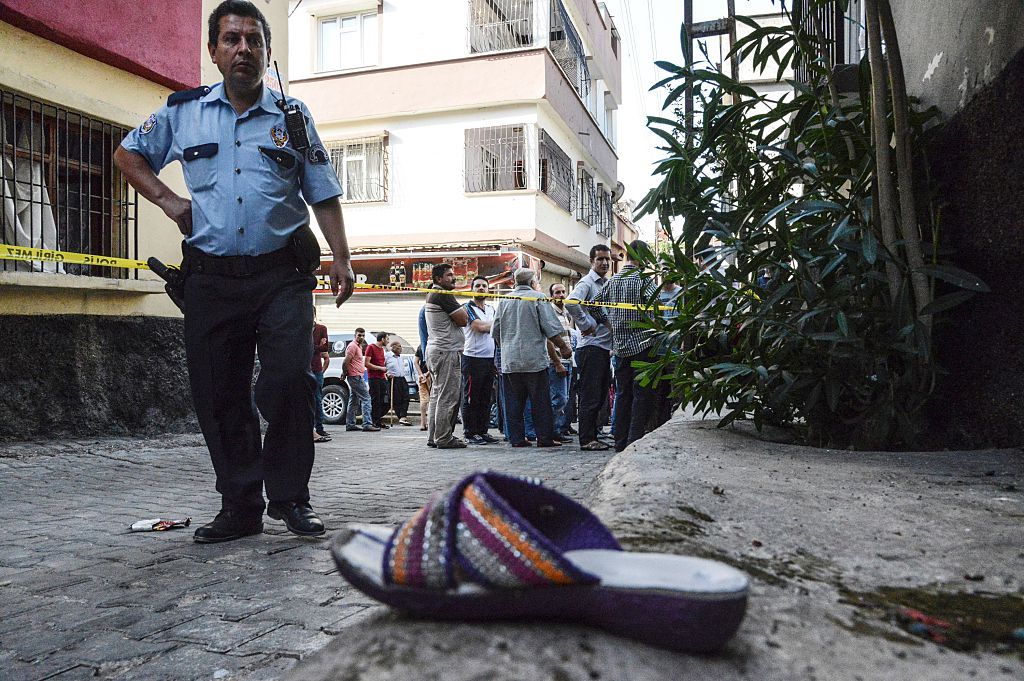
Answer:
[
  {"left": 139, "top": 113, "right": 158, "bottom": 135},
  {"left": 307, "top": 143, "right": 329, "bottom": 165},
  {"left": 168, "top": 85, "right": 212, "bottom": 106}
]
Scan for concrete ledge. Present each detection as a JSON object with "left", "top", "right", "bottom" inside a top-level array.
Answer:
[
  {"left": 0, "top": 270, "right": 164, "bottom": 293},
  {"left": 288, "top": 417, "right": 1024, "bottom": 680}
]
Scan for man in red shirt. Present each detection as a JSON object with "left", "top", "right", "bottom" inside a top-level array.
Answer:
[
  {"left": 343, "top": 328, "right": 378, "bottom": 432},
  {"left": 364, "top": 332, "right": 390, "bottom": 429},
  {"left": 311, "top": 309, "right": 331, "bottom": 442}
]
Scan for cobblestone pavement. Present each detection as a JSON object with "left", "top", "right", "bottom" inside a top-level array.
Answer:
[{"left": 0, "top": 423, "right": 613, "bottom": 680}]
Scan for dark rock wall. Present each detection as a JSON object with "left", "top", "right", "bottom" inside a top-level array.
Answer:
[
  {"left": 925, "top": 46, "right": 1024, "bottom": 448},
  {"left": 0, "top": 315, "right": 197, "bottom": 440}
]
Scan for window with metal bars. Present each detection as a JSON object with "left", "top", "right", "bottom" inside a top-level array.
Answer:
[
  {"left": 793, "top": 0, "right": 864, "bottom": 86},
  {"left": 576, "top": 168, "right": 597, "bottom": 226},
  {"left": 538, "top": 129, "right": 573, "bottom": 213},
  {"left": 595, "top": 184, "right": 613, "bottom": 237},
  {"left": 465, "top": 125, "right": 528, "bottom": 193},
  {"left": 326, "top": 135, "right": 387, "bottom": 203},
  {"left": 549, "top": 0, "right": 590, "bottom": 99},
  {"left": 1, "top": 88, "right": 137, "bottom": 278},
  {"left": 468, "top": 0, "right": 536, "bottom": 54}
]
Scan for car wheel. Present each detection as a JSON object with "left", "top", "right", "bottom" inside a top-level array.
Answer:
[{"left": 322, "top": 383, "right": 349, "bottom": 425}]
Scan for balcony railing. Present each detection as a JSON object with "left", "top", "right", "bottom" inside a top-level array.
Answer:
[
  {"left": 549, "top": 0, "right": 590, "bottom": 99},
  {"left": 469, "top": 0, "right": 537, "bottom": 53}
]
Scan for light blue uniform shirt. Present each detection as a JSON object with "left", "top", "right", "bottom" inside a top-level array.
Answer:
[
  {"left": 566, "top": 269, "right": 613, "bottom": 351},
  {"left": 121, "top": 83, "right": 342, "bottom": 256}
]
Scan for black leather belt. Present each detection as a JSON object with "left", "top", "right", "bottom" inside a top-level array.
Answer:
[{"left": 183, "top": 244, "right": 295, "bottom": 277}]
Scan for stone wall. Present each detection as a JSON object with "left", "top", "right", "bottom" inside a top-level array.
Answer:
[
  {"left": 0, "top": 315, "right": 196, "bottom": 440},
  {"left": 888, "top": 2, "right": 1024, "bottom": 446},
  {"left": 923, "top": 47, "right": 1024, "bottom": 448}
]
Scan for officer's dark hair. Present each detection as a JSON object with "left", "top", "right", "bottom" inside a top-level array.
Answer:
[
  {"left": 208, "top": 0, "right": 272, "bottom": 49},
  {"left": 549, "top": 282, "right": 566, "bottom": 295},
  {"left": 589, "top": 244, "right": 611, "bottom": 261},
  {"left": 354, "top": 327, "right": 365, "bottom": 334},
  {"left": 431, "top": 263, "right": 453, "bottom": 282},
  {"left": 376, "top": 332, "right": 389, "bottom": 342},
  {"left": 471, "top": 276, "right": 488, "bottom": 287}
]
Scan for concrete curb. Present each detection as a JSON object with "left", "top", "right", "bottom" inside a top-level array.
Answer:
[{"left": 288, "top": 416, "right": 1024, "bottom": 680}]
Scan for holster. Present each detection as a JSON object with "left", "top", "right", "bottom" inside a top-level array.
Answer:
[
  {"left": 148, "top": 255, "right": 186, "bottom": 313},
  {"left": 290, "top": 223, "right": 321, "bottom": 274}
]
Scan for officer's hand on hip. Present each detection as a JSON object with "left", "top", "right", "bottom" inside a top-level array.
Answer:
[
  {"left": 160, "top": 195, "right": 193, "bottom": 236},
  {"left": 330, "top": 258, "right": 355, "bottom": 307}
]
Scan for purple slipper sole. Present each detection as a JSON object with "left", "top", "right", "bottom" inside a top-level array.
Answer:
[
  {"left": 331, "top": 473, "right": 750, "bottom": 654},
  {"left": 331, "top": 526, "right": 747, "bottom": 653}
]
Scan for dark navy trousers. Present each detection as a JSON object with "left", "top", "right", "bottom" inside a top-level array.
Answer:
[{"left": 184, "top": 264, "right": 317, "bottom": 515}]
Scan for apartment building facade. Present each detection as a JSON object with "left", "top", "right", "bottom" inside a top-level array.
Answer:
[
  {"left": 0, "top": 0, "right": 290, "bottom": 438},
  {"left": 288, "top": 0, "right": 622, "bottom": 342}
]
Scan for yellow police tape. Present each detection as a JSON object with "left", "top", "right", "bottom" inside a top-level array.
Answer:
[
  {"left": 1, "top": 244, "right": 665, "bottom": 311},
  {"left": 1, "top": 244, "right": 150, "bottom": 271}
]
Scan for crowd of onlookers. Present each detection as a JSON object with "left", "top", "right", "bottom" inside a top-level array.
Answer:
[{"left": 308, "top": 241, "right": 680, "bottom": 452}]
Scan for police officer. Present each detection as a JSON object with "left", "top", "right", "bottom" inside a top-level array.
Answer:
[{"left": 114, "top": 0, "right": 354, "bottom": 543}]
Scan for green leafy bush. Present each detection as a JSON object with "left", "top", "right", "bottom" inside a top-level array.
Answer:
[{"left": 635, "top": 3, "right": 987, "bottom": 449}]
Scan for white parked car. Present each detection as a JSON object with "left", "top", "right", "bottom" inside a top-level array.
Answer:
[{"left": 319, "top": 332, "right": 417, "bottom": 425}]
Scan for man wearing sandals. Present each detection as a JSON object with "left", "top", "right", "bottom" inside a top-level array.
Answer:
[
  {"left": 491, "top": 268, "right": 572, "bottom": 447},
  {"left": 424, "top": 263, "right": 469, "bottom": 448},
  {"left": 566, "top": 245, "right": 614, "bottom": 451}
]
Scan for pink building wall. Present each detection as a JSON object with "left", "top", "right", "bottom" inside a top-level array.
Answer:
[{"left": 0, "top": 0, "right": 202, "bottom": 90}]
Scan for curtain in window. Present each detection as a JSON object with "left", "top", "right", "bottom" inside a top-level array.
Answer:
[{"left": 0, "top": 120, "right": 62, "bottom": 273}]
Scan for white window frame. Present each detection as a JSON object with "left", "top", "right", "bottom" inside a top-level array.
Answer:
[
  {"left": 326, "top": 135, "right": 388, "bottom": 204},
  {"left": 317, "top": 11, "right": 378, "bottom": 73}
]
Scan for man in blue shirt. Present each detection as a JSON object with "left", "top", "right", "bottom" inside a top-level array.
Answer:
[
  {"left": 114, "top": 0, "right": 354, "bottom": 543},
  {"left": 565, "top": 245, "right": 614, "bottom": 451}
]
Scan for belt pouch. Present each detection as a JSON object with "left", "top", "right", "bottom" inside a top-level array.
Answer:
[{"left": 290, "top": 223, "right": 321, "bottom": 274}]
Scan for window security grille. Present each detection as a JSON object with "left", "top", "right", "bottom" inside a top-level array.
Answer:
[
  {"left": 538, "top": 129, "right": 573, "bottom": 213},
  {"left": 549, "top": 0, "right": 590, "bottom": 99},
  {"left": 1, "top": 88, "right": 138, "bottom": 277},
  {"left": 576, "top": 168, "right": 597, "bottom": 226},
  {"left": 793, "top": 0, "right": 863, "bottom": 85},
  {"left": 595, "top": 185, "right": 613, "bottom": 237},
  {"left": 469, "top": 0, "right": 535, "bottom": 54},
  {"left": 326, "top": 136, "right": 387, "bottom": 203},
  {"left": 465, "top": 125, "right": 528, "bottom": 192}
]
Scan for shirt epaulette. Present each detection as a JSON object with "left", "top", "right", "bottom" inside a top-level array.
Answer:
[{"left": 168, "top": 85, "right": 212, "bottom": 106}]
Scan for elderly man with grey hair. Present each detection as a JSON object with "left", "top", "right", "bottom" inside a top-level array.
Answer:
[{"left": 491, "top": 268, "right": 572, "bottom": 447}]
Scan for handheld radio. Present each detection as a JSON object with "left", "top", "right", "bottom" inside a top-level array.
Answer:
[{"left": 273, "top": 60, "right": 310, "bottom": 151}]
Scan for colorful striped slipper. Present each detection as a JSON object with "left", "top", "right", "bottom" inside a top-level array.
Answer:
[{"left": 330, "top": 472, "right": 748, "bottom": 652}]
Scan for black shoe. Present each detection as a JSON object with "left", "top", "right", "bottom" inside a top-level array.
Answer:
[
  {"left": 564, "top": 426, "right": 578, "bottom": 435},
  {"left": 363, "top": 425, "right": 381, "bottom": 432},
  {"left": 427, "top": 440, "right": 436, "bottom": 448},
  {"left": 346, "top": 426, "right": 360, "bottom": 432},
  {"left": 266, "top": 501, "right": 325, "bottom": 537},
  {"left": 315, "top": 428, "right": 329, "bottom": 437},
  {"left": 378, "top": 423, "right": 390, "bottom": 429},
  {"left": 479, "top": 433, "right": 500, "bottom": 443},
  {"left": 466, "top": 435, "right": 489, "bottom": 445},
  {"left": 193, "top": 509, "right": 263, "bottom": 544}
]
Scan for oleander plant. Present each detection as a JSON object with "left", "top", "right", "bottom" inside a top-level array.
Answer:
[{"left": 633, "top": 0, "right": 987, "bottom": 449}]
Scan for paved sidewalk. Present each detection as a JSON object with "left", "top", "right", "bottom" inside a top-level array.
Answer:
[
  {"left": 290, "top": 417, "right": 1024, "bottom": 681},
  {"left": 0, "top": 426, "right": 612, "bottom": 681}
]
